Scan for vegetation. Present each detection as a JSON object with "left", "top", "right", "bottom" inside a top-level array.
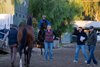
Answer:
[
  {"left": 28, "top": 0, "right": 100, "bottom": 35},
  {"left": 82, "top": 0, "right": 100, "bottom": 21},
  {"left": 29, "top": 0, "right": 82, "bottom": 34}
]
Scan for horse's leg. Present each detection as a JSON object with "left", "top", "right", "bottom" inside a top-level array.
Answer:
[
  {"left": 23, "top": 46, "right": 28, "bottom": 67},
  {"left": 19, "top": 47, "right": 23, "bottom": 67},
  {"left": 41, "top": 47, "right": 43, "bottom": 55},
  {"left": 24, "top": 47, "right": 27, "bottom": 66},
  {"left": 41, "top": 42, "right": 44, "bottom": 55},
  {"left": 27, "top": 47, "right": 32, "bottom": 67},
  {"left": 42, "top": 43, "right": 45, "bottom": 55}
]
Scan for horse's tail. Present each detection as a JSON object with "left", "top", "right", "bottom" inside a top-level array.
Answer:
[{"left": 21, "top": 28, "right": 27, "bottom": 45}]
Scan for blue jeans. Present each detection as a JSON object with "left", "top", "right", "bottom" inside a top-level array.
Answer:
[
  {"left": 87, "top": 45, "right": 98, "bottom": 64},
  {"left": 44, "top": 42, "right": 53, "bottom": 61},
  {"left": 74, "top": 45, "right": 88, "bottom": 61}
]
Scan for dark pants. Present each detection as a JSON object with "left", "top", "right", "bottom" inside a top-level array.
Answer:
[
  {"left": 87, "top": 45, "right": 98, "bottom": 64},
  {"left": 10, "top": 44, "right": 17, "bottom": 64}
]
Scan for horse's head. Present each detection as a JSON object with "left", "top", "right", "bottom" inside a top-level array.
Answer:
[
  {"left": 19, "top": 21, "right": 27, "bottom": 28},
  {"left": 27, "top": 16, "right": 33, "bottom": 26},
  {"left": 41, "top": 20, "right": 47, "bottom": 30}
]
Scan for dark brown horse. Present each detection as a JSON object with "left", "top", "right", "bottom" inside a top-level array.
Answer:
[
  {"left": 37, "top": 21, "right": 48, "bottom": 55},
  {"left": 17, "top": 21, "right": 34, "bottom": 67},
  {"left": 37, "top": 28, "right": 45, "bottom": 55}
]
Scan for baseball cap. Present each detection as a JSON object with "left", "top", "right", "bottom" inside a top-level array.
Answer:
[{"left": 89, "top": 26, "right": 94, "bottom": 29}]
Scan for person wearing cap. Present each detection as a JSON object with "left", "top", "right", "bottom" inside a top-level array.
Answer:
[
  {"left": 44, "top": 25, "right": 55, "bottom": 62},
  {"left": 73, "top": 27, "right": 88, "bottom": 63},
  {"left": 87, "top": 26, "right": 98, "bottom": 65},
  {"left": 38, "top": 15, "right": 51, "bottom": 31}
]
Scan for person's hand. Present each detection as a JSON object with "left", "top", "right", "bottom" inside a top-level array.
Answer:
[
  {"left": 37, "top": 29, "right": 40, "bottom": 32},
  {"left": 77, "top": 27, "right": 79, "bottom": 30},
  {"left": 80, "top": 40, "right": 83, "bottom": 42}
]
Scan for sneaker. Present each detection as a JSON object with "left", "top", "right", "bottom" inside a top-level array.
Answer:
[
  {"left": 93, "top": 63, "right": 98, "bottom": 66},
  {"left": 87, "top": 63, "right": 90, "bottom": 66},
  {"left": 73, "top": 60, "right": 78, "bottom": 63},
  {"left": 85, "top": 60, "right": 87, "bottom": 63}
]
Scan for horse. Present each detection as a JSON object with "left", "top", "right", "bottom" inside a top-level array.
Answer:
[
  {"left": 37, "top": 28, "right": 45, "bottom": 55},
  {"left": 17, "top": 22, "right": 34, "bottom": 67},
  {"left": 37, "top": 20, "right": 47, "bottom": 55}
]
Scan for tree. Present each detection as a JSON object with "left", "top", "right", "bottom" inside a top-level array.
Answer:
[
  {"left": 64, "top": 0, "right": 83, "bottom": 32},
  {"left": 82, "top": 0, "right": 100, "bottom": 21},
  {"left": 29, "top": 0, "right": 82, "bottom": 34},
  {"left": 29, "top": 0, "right": 67, "bottom": 29}
]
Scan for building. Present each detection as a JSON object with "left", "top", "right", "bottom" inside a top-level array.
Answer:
[
  {"left": 74, "top": 21, "right": 100, "bottom": 30},
  {"left": 13, "top": 0, "right": 29, "bottom": 25},
  {"left": 0, "top": 0, "right": 29, "bottom": 29}
]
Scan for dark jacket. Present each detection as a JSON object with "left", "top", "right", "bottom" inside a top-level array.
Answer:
[
  {"left": 38, "top": 20, "right": 51, "bottom": 29},
  {"left": 8, "top": 27, "right": 18, "bottom": 46},
  {"left": 73, "top": 30, "right": 87, "bottom": 45},
  {"left": 87, "top": 30, "right": 97, "bottom": 46}
]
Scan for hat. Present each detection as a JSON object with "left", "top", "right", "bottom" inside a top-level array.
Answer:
[
  {"left": 89, "top": 26, "right": 94, "bottom": 29},
  {"left": 42, "top": 15, "right": 46, "bottom": 18}
]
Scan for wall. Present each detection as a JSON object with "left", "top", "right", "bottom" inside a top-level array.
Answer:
[
  {"left": 0, "top": 14, "right": 13, "bottom": 29},
  {"left": 13, "top": 0, "right": 29, "bottom": 25}
]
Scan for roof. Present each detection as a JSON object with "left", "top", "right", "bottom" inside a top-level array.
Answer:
[{"left": 74, "top": 21, "right": 100, "bottom": 28}]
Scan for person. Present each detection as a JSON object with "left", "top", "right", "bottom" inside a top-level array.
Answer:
[
  {"left": 38, "top": 15, "right": 51, "bottom": 31},
  {"left": 73, "top": 27, "right": 88, "bottom": 63},
  {"left": 3, "top": 24, "right": 18, "bottom": 67},
  {"left": 44, "top": 25, "right": 55, "bottom": 61},
  {"left": 87, "top": 26, "right": 98, "bottom": 65}
]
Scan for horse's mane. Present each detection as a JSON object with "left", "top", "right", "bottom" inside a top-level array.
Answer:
[
  {"left": 19, "top": 21, "right": 26, "bottom": 27},
  {"left": 40, "top": 20, "right": 48, "bottom": 30},
  {"left": 27, "top": 16, "right": 32, "bottom": 26}
]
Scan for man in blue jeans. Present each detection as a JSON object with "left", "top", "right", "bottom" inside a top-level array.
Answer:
[
  {"left": 73, "top": 27, "right": 88, "bottom": 63},
  {"left": 87, "top": 26, "right": 98, "bottom": 66}
]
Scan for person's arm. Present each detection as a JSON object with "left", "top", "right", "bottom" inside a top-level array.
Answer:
[
  {"left": 38, "top": 20, "right": 42, "bottom": 29},
  {"left": 83, "top": 32, "right": 87, "bottom": 42},
  {"left": 53, "top": 31, "right": 56, "bottom": 39},
  {"left": 38, "top": 20, "right": 42, "bottom": 32},
  {"left": 73, "top": 27, "right": 78, "bottom": 35},
  {"left": 46, "top": 20, "right": 51, "bottom": 25},
  {"left": 93, "top": 31, "right": 97, "bottom": 43}
]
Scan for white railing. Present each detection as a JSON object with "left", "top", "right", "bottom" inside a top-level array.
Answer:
[{"left": 0, "top": 32, "right": 8, "bottom": 49}]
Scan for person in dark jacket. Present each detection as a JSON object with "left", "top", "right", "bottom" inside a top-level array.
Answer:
[
  {"left": 44, "top": 25, "right": 54, "bottom": 62},
  {"left": 73, "top": 27, "right": 88, "bottom": 63},
  {"left": 4, "top": 24, "right": 18, "bottom": 67},
  {"left": 87, "top": 26, "right": 98, "bottom": 65}
]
